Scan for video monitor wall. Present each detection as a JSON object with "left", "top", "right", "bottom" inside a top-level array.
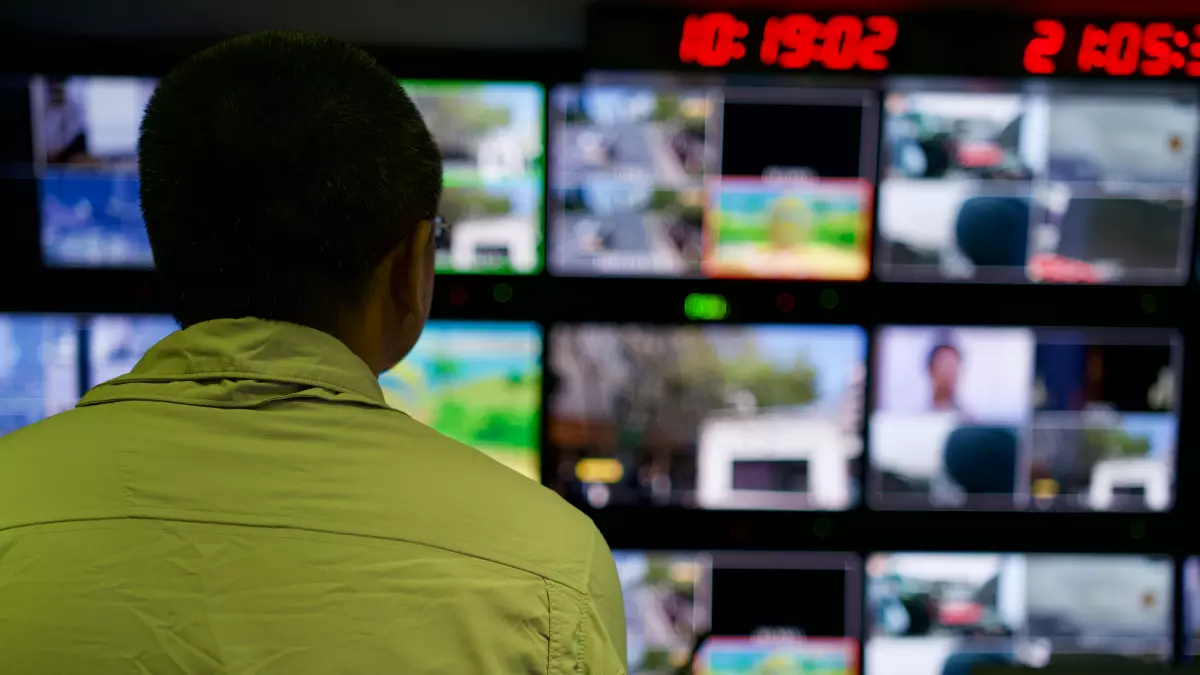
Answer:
[
  {"left": 615, "top": 550, "right": 860, "bottom": 674},
  {"left": 548, "top": 323, "right": 866, "bottom": 510},
  {"left": 379, "top": 320, "right": 542, "bottom": 480},
  {"left": 876, "top": 79, "right": 1199, "bottom": 284},
  {"left": 28, "top": 76, "right": 547, "bottom": 273},
  {"left": 85, "top": 314, "right": 179, "bottom": 386},
  {"left": 0, "top": 314, "right": 79, "bottom": 436},
  {"left": 549, "top": 83, "right": 877, "bottom": 280},
  {"left": 865, "top": 553, "right": 1173, "bottom": 675},
  {"left": 869, "top": 326, "right": 1180, "bottom": 512}
]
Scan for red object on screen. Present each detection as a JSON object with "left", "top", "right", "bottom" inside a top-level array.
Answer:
[
  {"left": 1027, "top": 253, "right": 1101, "bottom": 283},
  {"left": 679, "top": 12, "right": 750, "bottom": 67}
]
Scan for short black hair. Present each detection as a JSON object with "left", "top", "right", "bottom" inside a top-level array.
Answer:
[{"left": 138, "top": 31, "right": 443, "bottom": 331}]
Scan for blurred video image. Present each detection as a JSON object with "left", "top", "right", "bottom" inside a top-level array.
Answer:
[
  {"left": 86, "top": 315, "right": 178, "bottom": 387},
  {"left": 437, "top": 177, "right": 541, "bottom": 273},
  {"left": 616, "top": 551, "right": 859, "bottom": 675},
  {"left": 1186, "top": 558, "right": 1200, "bottom": 657},
  {"left": 1028, "top": 334, "right": 1178, "bottom": 512},
  {"left": 404, "top": 81, "right": 545, "bottom": 274},
  {"left": 551, "top": 86, "right": 709, "bottom": 186},
  {"left": 702, "top": 178, "right": 871, "bottom": 280},
  {"left": 550, "top": 183, "right": 704, "bottom": 276},
  {"left": 0, "top": 314, "right": 79, "bottom": 436},
  {"left": 877, "top": 84, "right": 1198, "bottom": 284},
  {"left": 870, "top": 327, "right": 1180, "bottom": 512},
  {"left": 379, "top": 321, "right": 542, "bottom": 480},
  {"left": 695, "top": 638, "right": 858, "bottom": 675},
  {"left": 870, "top": 327, "right": 1034, "bottom": 509},
  {"left": 865, "top": 553, "right": 1172, "bottom": 675},
  {"left": 548, "top": 324, "right": 866, "bottom": 510},
  {"left": 33, "top": 76, "right": 157, "bottom": 268}
]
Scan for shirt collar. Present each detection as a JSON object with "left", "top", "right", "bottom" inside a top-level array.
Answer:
[{"left": 80, "top": 318, "right": 388, "bottom": 408}]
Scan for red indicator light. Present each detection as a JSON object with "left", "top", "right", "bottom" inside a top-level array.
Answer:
[
  {"left": 448, "top": 287, "right": 468, "bottom": 306},
  {"left": 776, "top": 293, "right": 795, "bottom": 312},
  {"left": 1024, "top": 19, "right": 1066, "bottom": 74},
  {"left": 679, "top": 12, "right": 749, "bottom": 67}
]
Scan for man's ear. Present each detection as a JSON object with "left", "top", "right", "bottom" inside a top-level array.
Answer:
[{"left": 390, "top": 220, "right": 433, "bottom": 313}]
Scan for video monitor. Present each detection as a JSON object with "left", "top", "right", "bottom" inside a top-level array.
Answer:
[
  {"left": 1187, "top": 557, "right": 1200, "bottom": 658},
  {"left": 403, "top": 80, "right": 545, "bottom": 274},
  {"left": 876, "top": 80, "right": 1199, "bottom": 284},
  {"left": 85, "top": 315, "right": 179, "bottom": 387},
  {"left": 865, "top": 553, "right": 1173, "bottom": 675},
  {"left": 614, "top": 550, "right": 860, "bottom": 674},
  {"left": 379, "top": 321, "right": 542, "bottom": 480},
  {"left": 548, "top": 324, "right": 866, "bottom": 510},
  {"left": 31, "top": 76, "right": 546, "bottom": 273},
  {"left": 869, "top": 326, "right": 1179, "bottom": 512},
  {"left": 549, "top": 83, "right": 877, "bottom": 279},
  {"left": 0, "top": 314, "right": 79, "bottom": 436},
  {"left": 31, "top": 76, "right": 156, "bottom": 268}
]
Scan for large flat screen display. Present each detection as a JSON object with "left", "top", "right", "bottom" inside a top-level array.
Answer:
[
  {"left": 615, "top": 550, "right": 860, "bottom": 674},
  {"left": 31, "top": 76, "right": 546, "bottom": 273},
  {"left": 0, "top": 314, "right": 79, "bottom": 436},
  {"left": 869, "top": 326, "right": 1179, "bottom": 512},
  {"left": 549, "top": 324, "right": 866, "bottom": 510},
  {"left": 865, "top": 553, "right": 1173, "bottom": 675},
  {"left": 380, "top": 321, "right": 542, "bottom": 480},
  {"left": 549, "top": 82, "right": 877, "bottom": 280},
  {"left": 876, "top": 79, "right": 1198, "bottom": 284}
]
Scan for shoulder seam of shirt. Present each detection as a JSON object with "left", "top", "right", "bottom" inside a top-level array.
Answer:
[{"left": 0, "top": 514, "right": 590, "bottom": 595}]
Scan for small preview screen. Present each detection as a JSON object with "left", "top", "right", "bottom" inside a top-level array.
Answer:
[
  {"left": 869, "top": 326, "right": 1179, "bottom": 512},
  {"left": 32, "top": 76, "right": 156, "bottom": 268},
  {"left": 379, "top": 321, "right": 542, "bottom": 480},
  {"left": 0, "top": 314, "right": 79, "bottom": 436},
  {"left": 549, "top": 82, "right": 876, "bottom": 280},
  {"left": 614, "top": 550, "right": 860, "bottom": 675},
  {"left": 85, "top": 315, "right": 179, "bottom": 387},
  {"left": 403, "top": 80, "right": 545, "bottom": 274},
  {"left": 548, "top": 324, "right": 866, "bottom": 510},
  {"left": 865, "top": 553, "right": 1173, "bottom": 675},
  {"left": 876, "top": 79, "right": 1198, "bottom": 284}
]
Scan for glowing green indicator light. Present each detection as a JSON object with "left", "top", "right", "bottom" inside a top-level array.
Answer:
[
  {"left": 684, "top": 293, "right": 728, "bottom": 321},
  {"left": 493, "top": 283, "right": 513, "bottom": 303}
]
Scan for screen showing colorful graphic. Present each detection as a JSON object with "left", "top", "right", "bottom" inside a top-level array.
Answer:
[
  {"left": 876, "top": 79, "right": 1198, "bottom": 284},
  {"left": 548, "top": 324, "right": 866, "bottom": 510},
  {"left": 379, "top": 321, "right": 542, "bottom": 480},
  {"left": 32, "top": 76, "right": 546, "bottom": 273},
  {"left": 865, "top": 553, "right": 1173, "bottom": 675},
  {"left": 85, "top": 315, "right": 178, "bottom": 387},
  {"left": 869, "top": 326, "right": 1179, "bottom": 512},
  {"left": 614, "top": 550, "right": 860, "bottom": 675},
  {"left": 0, "top": 314, "right": 79, "bottom": 436},
  {"left": 549, "top": 83, "right": 876, "bottom": 279},
  {"left": 404, "top": 80, "right": 545, "bottom": 274}
]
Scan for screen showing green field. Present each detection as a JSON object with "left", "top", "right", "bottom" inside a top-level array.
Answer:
[
  {"left": 403, "top": 80, "right": 545, "bottom": 275},
  {"left": 379, "top": 321, "right": 542, "bottom": 479}
]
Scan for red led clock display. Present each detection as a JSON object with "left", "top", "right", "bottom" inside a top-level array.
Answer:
[
  {"left": 679, "top": 12, "right": 898, "bottom": 71},
  {"left": 1024, "top": 19, "right": 1200, "bottom": 76}
]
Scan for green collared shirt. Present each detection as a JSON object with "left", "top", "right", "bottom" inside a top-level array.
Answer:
[{"left": 0, "top": 318, "right": 626, "bottom": 674}]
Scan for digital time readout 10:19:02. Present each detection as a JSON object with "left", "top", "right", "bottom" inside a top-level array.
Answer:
[{"left": 678, "top": 12, "right": 897, "bottom": 70}]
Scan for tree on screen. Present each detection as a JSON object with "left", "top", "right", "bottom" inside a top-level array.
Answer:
[
  {"left": 1081, "top": 427, "right": 1152, "bottom": 462},
  {"left": 439, "top": 187, "right": 513, "bottom": 225},
  {"left": 411, "top": 94, "right": 512, "bottom": 156}
]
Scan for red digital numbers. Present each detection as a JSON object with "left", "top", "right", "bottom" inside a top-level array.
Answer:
[
  {"left": 681, "top": 12, "right": 898, "bottom": 71},
  {"left": 1069, "top": 21, "right": 1200, "bottom": 77},
  {"left": 1024, "top": 19, "right": 1066, "bottom": 74},
  {"left": 679, "top": 12, "right": 749, "bottom": 67}
]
